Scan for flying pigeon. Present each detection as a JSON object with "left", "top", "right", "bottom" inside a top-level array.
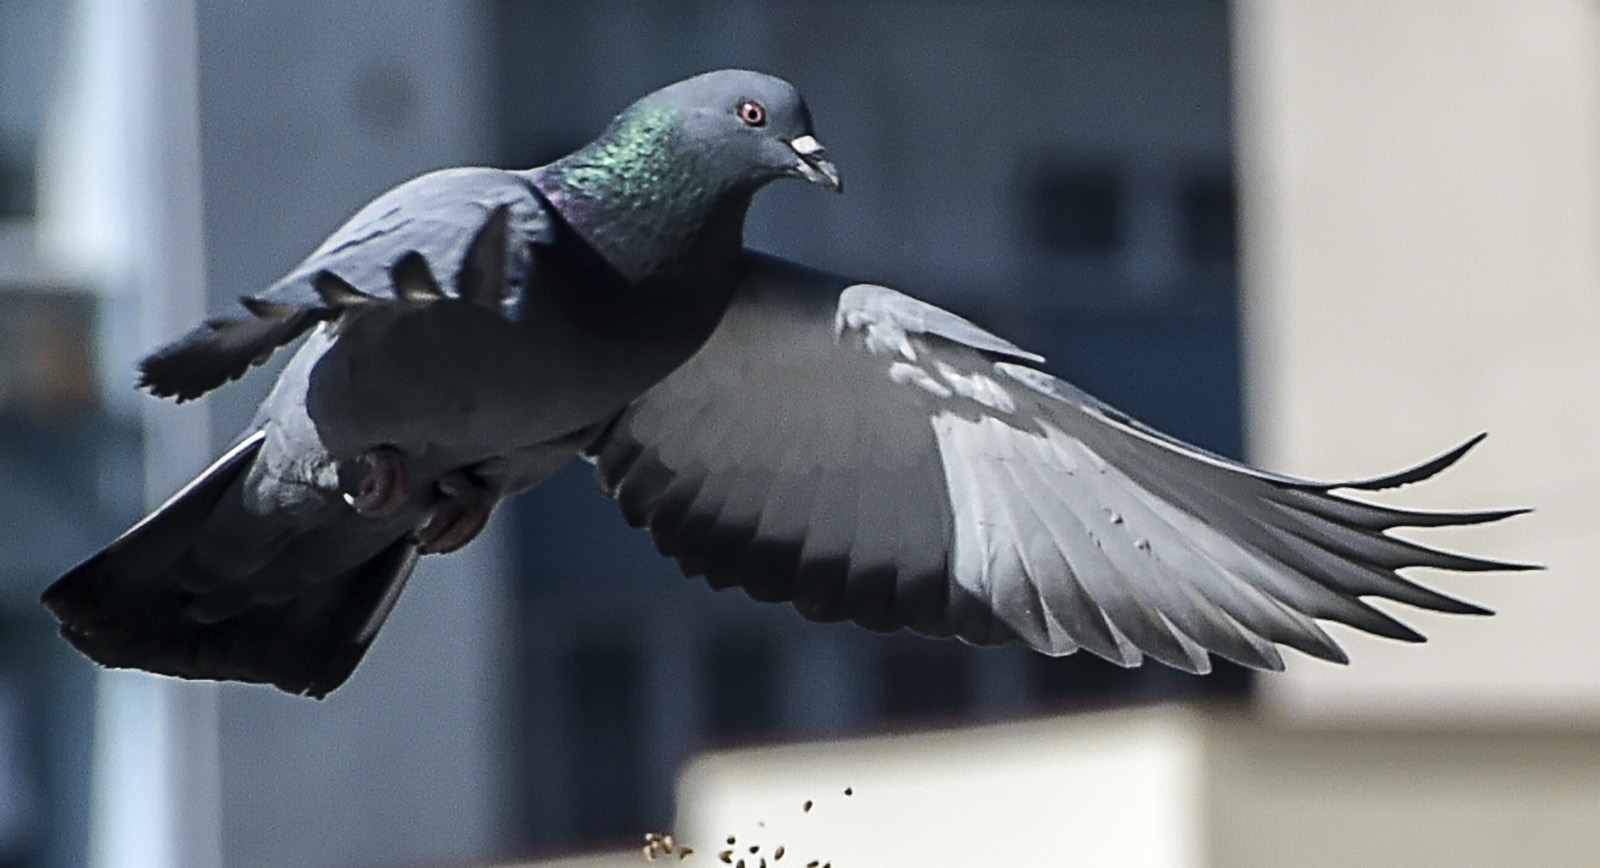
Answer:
[{"left": 42, "top": 70, "right": 1530, "bottom": 698}]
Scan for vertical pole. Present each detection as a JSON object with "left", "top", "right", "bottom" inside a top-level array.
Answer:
[{"left": 42, "top": 0, "right": 220, "bottom": 865}]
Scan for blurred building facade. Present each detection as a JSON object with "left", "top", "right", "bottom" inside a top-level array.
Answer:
[
  {"left": 4, "top": 2, "right": 1591, "bottom": 868},
  {"left": 0, "top": 2, "right": 139, "bottom": 867},
  {"left": 494, "top": 0, "right": 1248, "bottom": 853}
]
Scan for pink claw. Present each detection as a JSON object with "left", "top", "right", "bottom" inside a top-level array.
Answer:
[
  {"left": 417, "top": 472, "right": 499, "bottom": 554},
  {"left": 350, "top": 446, "right": 411, "bottom": 516}
]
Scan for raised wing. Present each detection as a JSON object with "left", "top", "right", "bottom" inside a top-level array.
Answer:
[
  {"left": 139, "top": 167, "right": 550, "bottom": 401},
  {"left": 587, "top": 252, "right": 1533, "bottom": 673}
]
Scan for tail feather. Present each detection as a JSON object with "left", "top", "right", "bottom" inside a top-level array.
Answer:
[
  {"left": 41, "top": 432, "right": 419, "bottom": 698},
  {"left": 137, "top": 305, "right": 329, "bottom": 402}
]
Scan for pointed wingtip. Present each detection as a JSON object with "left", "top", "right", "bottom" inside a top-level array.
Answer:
[
  {"left": 1338, "top": 432, "right": 1488, "bottom": 492},
  {"left": 1455, "top": 505, "right": 1534, "bottom": 525}
]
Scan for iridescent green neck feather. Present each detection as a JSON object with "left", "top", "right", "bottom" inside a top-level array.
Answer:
[{"left": 538, "top": 104, "right": 751, "bottom": 285}]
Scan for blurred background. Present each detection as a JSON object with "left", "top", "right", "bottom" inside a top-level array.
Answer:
[{"left": 0, "top": 1, "right": 1593, "bottom": 867}]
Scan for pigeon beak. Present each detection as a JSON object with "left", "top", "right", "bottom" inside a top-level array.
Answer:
[{"left": 789, "top": 134, "right": 843, "bottom": 193}]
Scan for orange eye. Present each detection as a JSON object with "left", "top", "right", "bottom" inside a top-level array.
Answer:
[{"left": 737, "top": 100, "right": 767, "bottom": 127}]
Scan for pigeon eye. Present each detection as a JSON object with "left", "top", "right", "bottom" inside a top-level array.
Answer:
[{"left": 737, "top": 100, "right": 767, "bottom": 127}]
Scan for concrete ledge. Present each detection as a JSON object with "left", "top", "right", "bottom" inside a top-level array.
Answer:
[{"left": 656, "top": 705, "right": 1600, "bottom": 868}]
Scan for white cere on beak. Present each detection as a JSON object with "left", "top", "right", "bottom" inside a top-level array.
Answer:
[{"left": 790, "top": 134, "right": 825, "bottom": 156}]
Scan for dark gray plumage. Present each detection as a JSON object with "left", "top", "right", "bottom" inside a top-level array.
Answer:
[
  {"left": 45, "top": 70, "right": 842, "bottom": 697},
  {"left": 43, "top": 70, "right": 1528, "bottom": 698},
  {"left": 589, "top": 253, "right": 1529, "bottom": 674}
]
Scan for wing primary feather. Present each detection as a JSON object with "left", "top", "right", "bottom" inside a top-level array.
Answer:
[
  {"left": 932, "top": 414, "right": 1024, "bottom": 649},
  {"left": 1327, "top": 433, "right": 1487, "bottom": 491},
  {"left": 1042, "top": 437, "right": 1211, "bottom": 672},
  {"left": 734, "top": 432, "right": 826, "bottom": 605},
  {"left": 790, "top": 470, "right": 859, "bottom": 622},
  {"left": 645, "top": 472, "right": 709, "bottom": 559},
  {"left": 593, "top": 432, "right": 643, "bottom": 497},
  {"left": 457, "top": 204, "right": 511, "bottom": 310},
  {"left": 1115, "top": 485, "right": 1352, "bottom": 665},
  {"left": 1271, "top": 487, "right": 1531, "bottom": 531},
  {"left": 700, "top": 464, "right": 773, "bottom": 588},
  {"left": 1057, "top": 447, "right": 1294, "bottom": 670},
  {"left": 1261, "top": 498, "right": 1534, "bottom": 578},
  {"left": 960, "top": 431, "right": 1052, "bottom": 648},
  {"left": 238, "top": 296, "right": 301, "bottom": 319},
  {"left": 1251, "top": 521, "right": 1495, "bottom": 615},
  {"left": 942, "top": 415, "right": 1183, "bottom": 667},
  {"left": 666, "top": 470, "right": 741, "bottom": 583},
  {"left": 392, "top": 251, "right": 445, "bottom": 301},
  {"left": 1050, "top": 432, "right": 1275, "bottom": 672},
  {"left": 1064, "top": 423, "right": 1432, "bottom": 643},
  {"left": 885, "top": 459, "right": 955, "bottom": 639},
  {"left": 976, "top": 422, "right": 1134, "bottom": 660},
  {"left": 980, "top": 427, "right": 1114, "bottom": 657},
  {"left": 311, "top": 271, "right": 375, "bottom": 306},
  {"left": 613, "top": 445, "right": 677, "bottom": 528},
  {"left": 842, "top": 458, "right": 908, "bottom": 634}
]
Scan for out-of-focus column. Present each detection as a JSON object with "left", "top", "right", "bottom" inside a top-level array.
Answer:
[{"left": 38, "top": 0, "right": 218, "bottom": 866}]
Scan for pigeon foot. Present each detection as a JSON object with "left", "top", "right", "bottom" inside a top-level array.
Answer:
[
  {"left": 349, "top": 445, "right": 411, "bottom": 516},
  {"left": 417, "top": 472, "right": 498, "bottom": 554}
]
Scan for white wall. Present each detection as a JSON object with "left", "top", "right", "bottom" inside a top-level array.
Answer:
[
  {"left": 664, "top": 706, "right": 1600, "bottom": 868},
  {"left": 1234, "top": 0, "right": 1600, "bottom": 722}
]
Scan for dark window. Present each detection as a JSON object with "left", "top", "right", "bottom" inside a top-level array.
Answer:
[
  {"left": 1033, "top": 651, "right": 1250, "bottom": 709},
  {"left": 1180, "top": 174, "right": 1237, "bottom": 265},
  {"left": 1031, "top": 651, "right": 1137, "bottom": 705},
  {"left": 702, "top": 635, "right": 777, "bottom": 741},
  {"left": 882, "top": 640, "right": 971, "bottom": 719},
  {"left": 0, "top": 149, "right": 33, "bottom": 218},
  {"left": 564, "top": 643, "right": 645, "bottom": 842},
  {"left": 1026, "top": 166, "right": 1123, "bottom": 256}
]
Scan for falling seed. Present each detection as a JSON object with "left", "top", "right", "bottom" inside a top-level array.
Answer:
[
  {"left": 774, "top": 845, "right": 785, "bottom": 860},
  {"left": 736, "top": 860, "right": 746, "bottom": 868},
  {"left": 679, "top": 848, "right": 694, "bottom": 860},
  {"left": 757, "top": 821, "right": 766, "bottom": 828},
  {"left": 807, "top": 862, "right": 819, "bottom": 868},
  {"left": 748, "top": 845, "right": 760, "bottom": 854},
  {"left": 663, "top": 836, "right": 676, "bottom": 854},
  {"left": 802, "top": 800, "right": 813, "bottom": 813},
  {"left": 727, "top": 836, "right": 737, "bottom": 846},
  {"left": 643, "top": 844, "right": 658, "bottom": 861},
  {"left": 719, "top": 851, "right": 733, "bottom": 864},
  {"left": 843, "top": 787, "right": 853, "bottom": 796},
  {"left": 758, "top": 860, "right": 766, "bottom": 868}
]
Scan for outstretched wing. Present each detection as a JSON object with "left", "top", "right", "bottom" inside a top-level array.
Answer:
[
  {"left": 139, "top": 167, "right": 550, "bottom": 401},
  {"left": 587, "top": 251, "right": 1533, "bottom": 674}
]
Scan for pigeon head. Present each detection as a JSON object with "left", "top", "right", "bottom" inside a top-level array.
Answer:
[
  {"left": 639, "top": 69, "right": 842, "bottom": 194},
  {"left": 537, "top": 70, "right": 840, "bottom": 282}
]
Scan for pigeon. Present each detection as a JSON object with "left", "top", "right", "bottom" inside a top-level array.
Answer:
[
  {"left": 42, "top": 70, "right": 1530, "bottom": 698},
  {"left": 43, "top": 70, "right": 842, "bottom": 697}
]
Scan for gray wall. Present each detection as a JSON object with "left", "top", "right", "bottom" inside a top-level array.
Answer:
[{"left": 194, "top": 4, "right": 511, "bottom": 866}]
